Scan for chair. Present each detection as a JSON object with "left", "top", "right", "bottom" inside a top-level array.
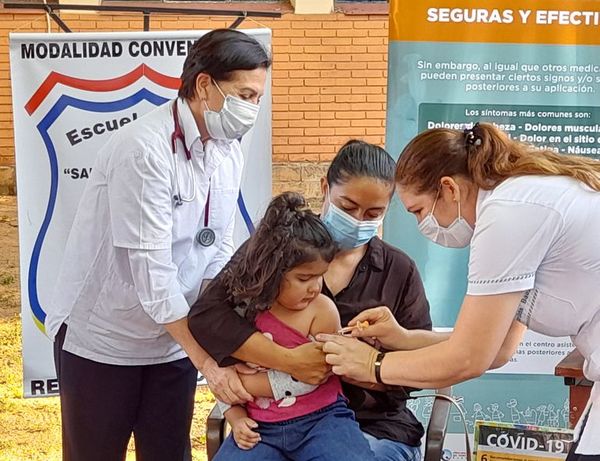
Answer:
[
  {"left": 206, "top": 386, "right": 454, "bottom": 460},
  {"left": 424, "top": 386, "right": 453, "bottom": 461}
]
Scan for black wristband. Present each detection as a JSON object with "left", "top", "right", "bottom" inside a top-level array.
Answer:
[{"left": 374, "top": 351, "right": 386, "bottom": 384}]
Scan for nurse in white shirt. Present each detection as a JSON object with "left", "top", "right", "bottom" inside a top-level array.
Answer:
[
  {"left": 45, "top": 29, "right": 270, "bottom": 461},
  {"left": 320, "top": 122, "right": 600, "bottom": 460}
]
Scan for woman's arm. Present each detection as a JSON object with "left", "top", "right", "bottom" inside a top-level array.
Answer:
[
  {"left": 385, "top": 292, "right": 523, "bottom": 387},
  {"left": 397, "top": 329, "right": 451, "bottom": 350},
  {"left": 232, "top": 334, "right": 330, "bottom": 385},
  {"left": 164, "top": 318, "right": 212, "bottom": 371},
  {"left": 164, "top": 318, "right": 253, "bottom": 404},
  {"left": 382, "top": 292, "right": 522, "bottom": 388},
  {"left": 321, "top": 291, "right": 524, "bottom": 388},
  {"left": 489, "top": 320, "right": 527, "bottom": 370},
  {"left": 350, "top": 315, "right": 522, "bottom": 365},
  {"left": 348, "top": 306, "right": 450, "bottom": 350}
]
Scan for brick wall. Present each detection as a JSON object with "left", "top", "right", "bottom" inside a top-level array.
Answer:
[{"left": 0, "top": 9, "right": 389, "bottom": 202}]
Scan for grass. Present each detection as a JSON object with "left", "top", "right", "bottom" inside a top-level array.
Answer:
[
  {"left": 0, "top": 316, "right": 215, "bottom": 461},
  {"left": 0, "top": 274, "right": 14, "bottom": 286},
  {"left": 0, "top": 316, "right": 63, "bottom": 461}
]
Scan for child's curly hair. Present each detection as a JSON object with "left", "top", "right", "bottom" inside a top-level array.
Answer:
[{"left": 222, "top": 192, "right": 337, "bottom": 314}]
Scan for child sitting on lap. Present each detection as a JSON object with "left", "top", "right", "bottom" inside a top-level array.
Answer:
[{"left": 211, "top": 192, "right": 376, "bottom": 461}]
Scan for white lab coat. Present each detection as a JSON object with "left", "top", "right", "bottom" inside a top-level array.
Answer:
[
  {"left": 45, "top": 98, "right": 244, "bottom": 365},
  {"left": 467, "top": 175, "right": 600, "bottom": 453}
]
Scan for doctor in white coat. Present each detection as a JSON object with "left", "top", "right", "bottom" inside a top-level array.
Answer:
[
  {"left": 320, "top": 123, "right": 600, "bottom": 461},
  {"left": 45, "top": 29, "right": 270, "bottom": 461}
]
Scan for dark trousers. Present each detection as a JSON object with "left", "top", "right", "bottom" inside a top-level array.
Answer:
[
  {"left": 566, "top": 411, "right": 600, "bottom": 461},
  {"left": 54, "top": 324, "right": 197, "bottom": 461}
]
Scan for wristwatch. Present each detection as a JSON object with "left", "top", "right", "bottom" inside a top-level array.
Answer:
[{"left": 374, "top": 351, "right": 386, "bottom": 384}]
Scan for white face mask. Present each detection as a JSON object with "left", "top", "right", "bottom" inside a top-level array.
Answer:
[
  {"left": 204, "top": 80, "right": 259, "bottom": 140},
  {"left": 418, "top": 191, "right": 473, "bottom": 248}
]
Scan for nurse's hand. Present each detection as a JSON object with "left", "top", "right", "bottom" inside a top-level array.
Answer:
[
  {"left": 318, "top": 334, "right": 379, "bottom": 383},
  {"left": 348, "top": 306, "right": 406, "bottom": 350},
  {"left": 287, "top": 342, "right": 331, "bottom": 385},
  {"left": 202, "top": 357, "right": 253, "bottom": 405}
]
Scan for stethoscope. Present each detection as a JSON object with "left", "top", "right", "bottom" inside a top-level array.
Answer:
[
  {"left": 171, "top": 100, "right": 215, "bottom": 247},
  {"left": 171, "top": 99, "right": 196, "bottom": 207}
]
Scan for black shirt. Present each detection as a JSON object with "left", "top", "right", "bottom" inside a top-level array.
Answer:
[{"left": 188, "top": 237, "right": 432, "bottom": 447}]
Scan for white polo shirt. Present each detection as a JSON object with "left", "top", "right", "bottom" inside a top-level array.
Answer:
[
  {"left": 467, "top": 175, "right": 600, "bottom": 453},
  {"left": 45, "top": 98, "right": 243, "bottom": 365}
]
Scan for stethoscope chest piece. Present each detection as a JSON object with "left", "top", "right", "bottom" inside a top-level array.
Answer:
[{"left": 196, "top": 228, "right": 216, "bottom": 247}]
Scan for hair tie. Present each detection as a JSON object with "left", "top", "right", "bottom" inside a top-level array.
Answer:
[{"left": 464, "top": 122, "right": 482, "bottom": 147}]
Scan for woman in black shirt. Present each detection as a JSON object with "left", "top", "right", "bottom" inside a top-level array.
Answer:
[{"left": 189, "top": 140, "right": 432, "bottom": 460}]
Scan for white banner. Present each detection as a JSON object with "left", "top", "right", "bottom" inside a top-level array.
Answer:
[{"left": 9, "top": 30, "right": 273, "bottom": 398}]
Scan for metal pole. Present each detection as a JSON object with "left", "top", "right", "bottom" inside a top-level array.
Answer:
[
  {"left": 4, "top": 3, "right": 281, "bottom": 18},
  {"left": 143, "top": 10, "right": 149, "bottom": 32},
  {"left": 229, "top": 12, "right": 248, "bottom": 29},
  {"left": 43, "top": 4, "right": 72, "bottom": 33},
  {"left": 5, "top": 3, "right": 280, "bottom": 32}
]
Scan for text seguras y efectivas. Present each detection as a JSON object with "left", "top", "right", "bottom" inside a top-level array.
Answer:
[
  {"left": 20, "top": 39, "right": 197, "bottom": 60},
  {"left": 428, "top": 8, "right": 600, "bottom": 25}
]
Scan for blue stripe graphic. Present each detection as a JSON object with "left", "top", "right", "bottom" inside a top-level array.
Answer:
[{"left": 237, "top": 192, "right": 255, "bottom": 234}]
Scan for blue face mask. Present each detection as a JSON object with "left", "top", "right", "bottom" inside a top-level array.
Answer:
[{"left": 322, "top": 199, "right": 384, "bottom": 249}]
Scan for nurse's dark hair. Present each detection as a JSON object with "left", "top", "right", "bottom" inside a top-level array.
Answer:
[
  {"left": 327, "top": 140, "right": 396, "bottom": 190},
  {"left": 222, "top": 192, "right": 337, "bottom": 314},
  {"left": 396, "top": 122, "right": 600, "bottom": 195},
  {"left": 179, "top": 29, "right": 271, "bottom": 100}
]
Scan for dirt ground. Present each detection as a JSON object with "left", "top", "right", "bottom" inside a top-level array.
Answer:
[
  {"left": 0, "top": 196, "right": 19, "bottom": 321},
  {"left": 0, "top": 195, "right": 213, "bottom": 460}
]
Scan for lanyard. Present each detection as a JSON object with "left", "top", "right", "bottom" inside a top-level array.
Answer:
[
  {"left": 172, "top": 100, "right": 191, "bottom": 161},
  {"left": 204, "top": 188, "right": 210, "bottom": 227},
  {"left": 171, "top": 100, "right": 195, "bottom": 206}
]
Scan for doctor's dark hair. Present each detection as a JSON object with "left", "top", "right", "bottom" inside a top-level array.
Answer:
[
  {"left": 396, "top": 122, "right": 600, "bottom": 194},
  {"left": 222, "top": 192, "right": 336, "bottom": 314},
  {"left": 327, "top": 140, "right": 396, "bottom": 190},
  {"left": 179, "top": 29, "right": 271, "bottom": 100}
]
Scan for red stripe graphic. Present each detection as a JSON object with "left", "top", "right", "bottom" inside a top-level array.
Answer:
[{"left": 26, "top": 64, "right": 180, "bottom": 115}]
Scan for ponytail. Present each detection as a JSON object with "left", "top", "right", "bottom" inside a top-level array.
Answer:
[
  {"left": 222, "top": 192, "right": 336, "bottom": 314},
  {"left": 396, "top": 122, "right": 600, "bottom": 194}
]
